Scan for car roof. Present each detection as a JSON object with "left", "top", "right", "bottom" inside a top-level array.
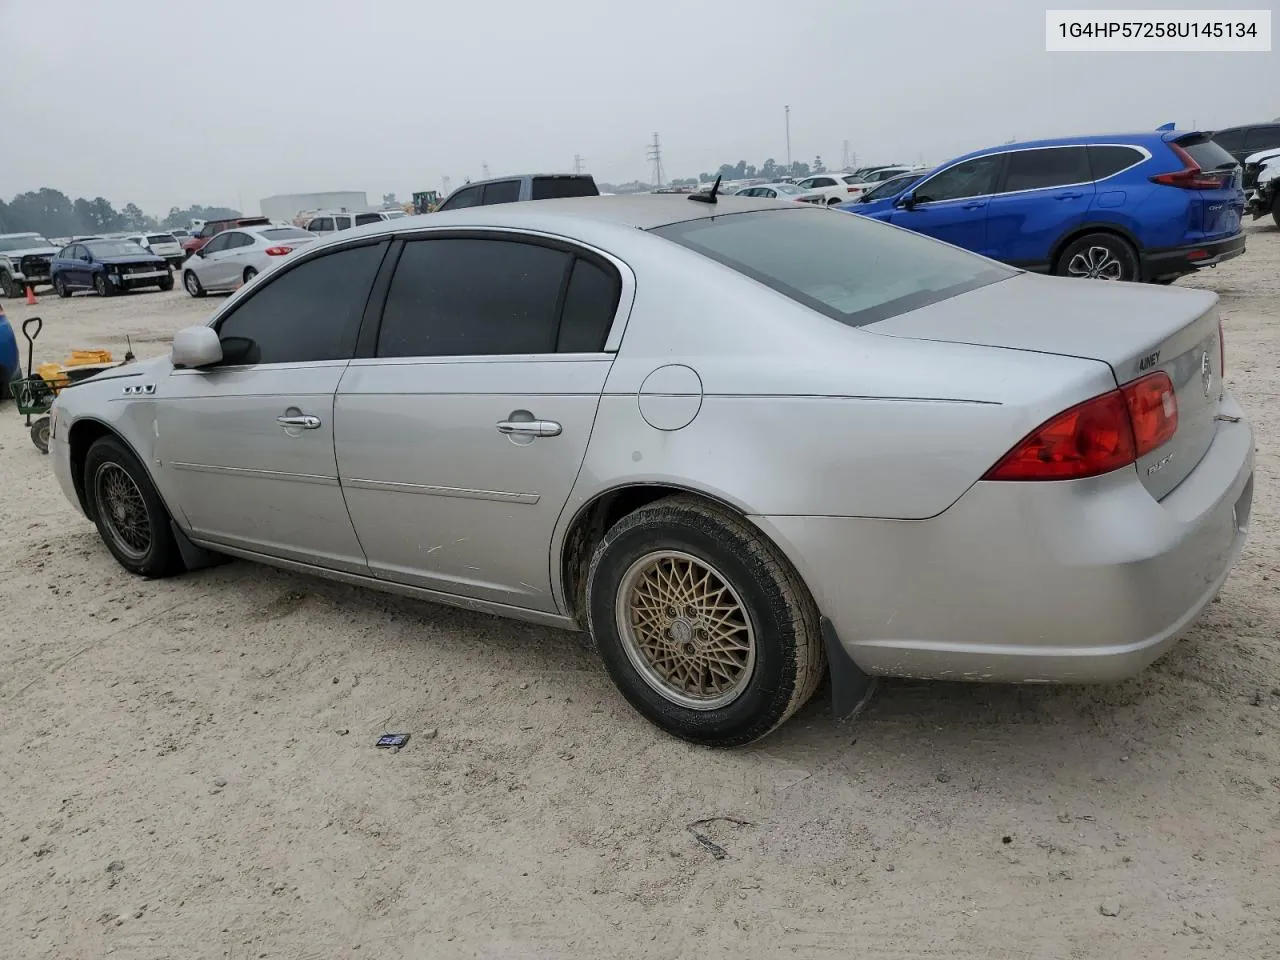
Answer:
[
  {"left": 309, "top": 194, "right": 798, "bottom": 244},
  {"left": 0, "top": 231, "right": 44, "bottom": 238}
]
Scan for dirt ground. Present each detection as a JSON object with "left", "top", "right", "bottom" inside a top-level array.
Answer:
[{"left": 2, "top": 228, "right": 1278, "bottom": 960}]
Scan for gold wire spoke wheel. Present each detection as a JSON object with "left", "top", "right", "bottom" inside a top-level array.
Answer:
[
  {"left": 94, "top": 462, "right": 152, "bottom": 562},
  {"left": 615, "top": 550, "right": 757, "bottom": 710}
]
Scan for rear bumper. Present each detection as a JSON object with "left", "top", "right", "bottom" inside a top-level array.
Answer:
[
  {"left": 1141, "top": 233, "right": 1246, "bottom": 281},
  {"left": 753, "top": 393, "right": 1255, "bottom": 684}
]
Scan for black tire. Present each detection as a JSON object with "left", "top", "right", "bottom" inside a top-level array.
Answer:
[
  {"left": 1154, "top": 277, "right": 1177, "bottom": 285},
  {"left": 158, "top": 275, "right": 175, "bottom": 292},
  {"left": 1271, "top": 195, "right": 1280, "bottom": 230},
  {"left": 30, "top": 416, "right": 51, "bottom": 454},
  {"left": 93, "top": 273, "right": 113, "bottom": 297},
  {"left": 84, "top": 435, "right": 184, "bottom": 578},
  {"left": 0, "top": 271, "right": 19, "bottom": 299},
  {"left": 54, "top": 274, "right": 71, "bottom": 298},
  {"left": 825, "top": 196, "right": 843, "bottom": 206},
  {"left": 586, "top": 495, "right": 825, "bottom": 747},
  {"left": 1055, "top": 232, "right": 1139, "bottom": 282},
  {"left": 242, "top": 266, "right": 258, "bottom": 284},
  {"left": 183, "top": 270, "right": 206, "bottom": 298}
]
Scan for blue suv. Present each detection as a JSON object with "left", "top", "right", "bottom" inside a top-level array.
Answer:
[{"left": 840, "top": 130, "right": 1245, "bottom": 284}]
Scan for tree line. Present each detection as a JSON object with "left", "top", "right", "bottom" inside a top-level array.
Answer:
[
  {"left": 598, "top": 156, "right": 830, "bottom": 194},
  {"left": 0, "top": 187, "right": 241, "bottom": 238}
]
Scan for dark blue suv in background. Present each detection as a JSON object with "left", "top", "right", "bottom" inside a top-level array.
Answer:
[{"left": 843, "top": 129, "right": 1245, "bottom": 284}]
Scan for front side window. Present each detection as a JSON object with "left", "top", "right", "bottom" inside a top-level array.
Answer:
[
  {"left": 309, "top": 217, "right": 334, "bottom": 232},
  {"left": 213, "top": 241, "right": 387, "bottom": 365},
  {"left": 334, "top": 216, "right": 352, "bottom": 230},
  {"left": 439, "top": 185, "right": 482, "bottom": 210},
  {"left": 480, "top": 180, "right": 521, "bottom": 205},
  {"left": 913, "top": 155, "right": 1002, "bottom": 203},
  {"left": 1000, "top": 147, "right": 1091, "bottom": 192},
  {"left": 201, "top": 233, "right": 232, "bottom": 255},
  {"left": 652, "top": 208, "right": 1014, "bottom": 328}
]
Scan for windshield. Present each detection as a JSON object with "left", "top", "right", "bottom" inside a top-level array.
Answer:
[
  {"left": 147, "top": 234, "right": 176, "bottom": 244},
  {"left": 773, "top": 183, "right": 804, "bottom": 195},
  {"left": 864, "top": 174, "right": 923, "bottom": 201},
  {"left": 84, "top": 240, "right": 157, "bottom": 259},
  {"left": 0, "top": 235, "right": 53, "bottom": 252},
  {"left": 651, "top": 208, "right": 1015, "bottom": 328},
  {"left": 261, "top": 227, "right": 313, "bottom": 240}
]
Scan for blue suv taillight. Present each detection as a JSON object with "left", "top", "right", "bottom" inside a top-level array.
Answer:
[{"left": 1150, "top": 143, "right": 1232, "bottom": 190}]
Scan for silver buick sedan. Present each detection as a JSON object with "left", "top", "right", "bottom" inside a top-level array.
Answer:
[{"left": 46, "top": 195, "right": 1254, "bottom": 746}]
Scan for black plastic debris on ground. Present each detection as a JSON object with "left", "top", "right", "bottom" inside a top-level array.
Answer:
[
  {"left": 376, "top": 734, "right": 410, "bottom": 749},
  {"left": 687, "top": 817, "right": 753, "bottom": 860}
]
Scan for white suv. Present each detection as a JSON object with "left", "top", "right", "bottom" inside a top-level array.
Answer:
[
  {"left": 793, "top": 173, "right": 880, "bottom": 205},
  {"left": 302, "top": 210, "right": 407, "bottom": 235}
]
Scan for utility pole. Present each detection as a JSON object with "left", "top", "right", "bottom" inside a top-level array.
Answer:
[
  {"left": 573, "top": 154, "right": 584, "bottom": 175},
  {"left": 647, "top": 133, "right": 665, "bottom": 187},
  {"left": 784, "top": 105, "right": 792, "bottom": 170},
  {"left": 482, "top": 162, "right": 490, "bottom": 179},
  {"left": 842, "top": 140, "right": 850, "bottom": 171}
]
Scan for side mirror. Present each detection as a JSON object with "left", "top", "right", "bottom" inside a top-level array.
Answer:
[
  {"left": 897, "top": 193, "right": 918, "bottom": 210},
  {"left": 171, "top": 326, "right": 223, "bottom": 369}
]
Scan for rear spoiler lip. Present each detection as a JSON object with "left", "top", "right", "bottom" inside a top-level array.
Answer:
[{"left": 1162, "top": 129, "right": 1213, "bottom": 144}]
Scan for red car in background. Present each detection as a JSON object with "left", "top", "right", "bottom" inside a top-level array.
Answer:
[{"left": 181, "top": 216, "right": 272, "bottom": 258}]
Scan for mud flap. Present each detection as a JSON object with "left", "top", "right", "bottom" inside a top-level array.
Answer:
[
  {"left": 822, "top": 616, "right": 878, "bottom": 722},
  {"left": 170, "top": 520, "right": 231, "bottom": 572}
]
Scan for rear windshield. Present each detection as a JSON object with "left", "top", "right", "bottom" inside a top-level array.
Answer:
[
  {"left": 354, "top": 213, "right": 383, "bottom": 226},
  {"left": 262, "top": 227, "right": 312, "bottom": 240},
  {"left": 531, "top": 176, "right": 599, "bottom": 200},
  {"left": 1183, "top": 137, "right": 1239, "bottom": 171},
  {"left": 651, "top": 208, "right": 1014, "bottom": 327},
  {"left": 146, "top": 234, "right": 174, "bottom": 244},
  {"left": 864, "top": 174, "right": 922, "bottom": 200}
]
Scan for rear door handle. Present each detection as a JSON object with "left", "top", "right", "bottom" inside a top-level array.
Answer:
[
  {"left": 496, "top": 419, "right": 562, "bottom": 438},
  {"left": 962, "top": 201, "right": 987, "bottom": 210},
  {"left": 277, "top": 415, "right": 322, "bottom": 429},
  {"left": 1056, "top": 192, "right": 1084, "bottom": 200}
]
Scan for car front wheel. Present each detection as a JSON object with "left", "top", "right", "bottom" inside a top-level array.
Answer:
[
  {"left": 183, "top": 270, "right": 206, "bottom": 298},
  {"left": 158, "top": 274, "right": 175, "bottom": 292},
  {"left": 1056, "top": 233, "right": 1139, "bottom": 282},
  {"left": 586, "top": 496, "right": 826, "bottom": 747},
  {"left": 93, "top": 274, "right": 113, "bottom": 297},
  {"left": 84, "top": 435, "right": 184, "bottom": 578}
]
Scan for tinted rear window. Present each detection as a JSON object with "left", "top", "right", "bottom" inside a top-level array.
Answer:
[
  {"left": 1087, "top": 145, "right": 1145, "bottom": 179},
  {"left": 355, "top": 213, "right": 383, "bottom": 226},
  {"left": 652, "top": 208, "right": 1014, "bottom": 328},
  {"left": 262, "top": 227, "right": 312, "bottom": 240},
  {"left": 531, "top": 177, "right": 599, "bottom": 200},
  {"left": 146, "top": 234, "right": 174, "bottom": 244},
  {"left": 1181, "top": 138, "right": 1238, "bottom": 171},
  {"left": 481, "top": 180, "right": 522, "bottom": 204}
]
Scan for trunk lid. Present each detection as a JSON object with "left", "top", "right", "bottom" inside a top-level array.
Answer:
[
  {"left": 865, "top": 272, "right": 1223, "bottom": 500},
  {"left": 1172, "top": 132, "right": 1246, "bottom": 240}
]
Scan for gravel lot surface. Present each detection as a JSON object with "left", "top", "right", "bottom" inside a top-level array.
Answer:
[{"left": 2, "top": 228, "right": 1278, "bottom": 959}]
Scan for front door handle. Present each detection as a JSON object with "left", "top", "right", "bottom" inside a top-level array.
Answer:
[
  {"left": 496, "top": 419, "right": 562, "bottom": 438},
  {"left": 1055, "top": 192, "right": 1084, "bottom": 200},
  {"left": 277, "top": 415, "right": 322, "bottom": 429},
  {"left": 962, "top": 201, "right": 987, "bottom": 210}
]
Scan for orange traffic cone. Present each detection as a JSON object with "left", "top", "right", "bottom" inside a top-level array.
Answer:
[{"left": 25, "top": 285, "right": 37, "bottom": 305}]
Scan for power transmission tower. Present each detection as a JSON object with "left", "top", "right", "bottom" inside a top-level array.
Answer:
[
  {"left": 573, "top": 154, "right": 584, "bottom": 175},
  {"left": 482, "top": 162, "right": 490, "bottom": 179},
  {"left": 647, "top": 133, "right": 665, "bottom": 187},
  {"left": 842, "top": 140, "right": 850, "bottom": 171}
]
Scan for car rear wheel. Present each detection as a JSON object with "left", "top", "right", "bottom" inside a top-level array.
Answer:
[
  {"left": 30, "top": 416, "right": 51, "bottom": 454},
  {"left": 53, "top": 275, "right": 71, "bottom": 298},
  {"left": 242, "top": 267, "right": 258, "bottom": 284},
  {"left": 826, "top": 196, "right": 843, "bottom": 205},
  {"left": 1272, "top": 194, "right": 1280, "bottom": 229},
  {"left": 586, "top": 496, "right": 825, "bottom": 746},
  {"left": 84, "top": 435, "right": 184, "bottom": 578},
  {"left": 183, "top": 270, "right": 206, "bottom": 298},
  {"left": 1056, "top": 233, "right": 1138, "bottom": 282},
  {"left": 93, "top": 274, "right": 113, "bottom": 297}
]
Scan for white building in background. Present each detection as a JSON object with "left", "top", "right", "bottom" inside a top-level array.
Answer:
[{"left": 259, "top": 191, "right": 369, "bottom": 221}]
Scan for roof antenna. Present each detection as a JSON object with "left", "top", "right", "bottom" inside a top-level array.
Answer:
[
  {"left": 124, "top": 334, "right": 135, "bottom": 363},
  {"left": 689, "top": 174, "right": 721, "bottom": 204}
]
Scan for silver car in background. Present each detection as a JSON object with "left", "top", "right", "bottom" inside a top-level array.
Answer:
[
  {"left": 181, "top": 225, "right": 319, "bottom": 296},
  {"left": 47, "top": 196, "right": 1254, "bottom": 747}
]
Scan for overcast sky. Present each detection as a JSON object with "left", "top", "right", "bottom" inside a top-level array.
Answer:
[{"left": 3, "top": 0, "right": 1275, "bottom": 215}]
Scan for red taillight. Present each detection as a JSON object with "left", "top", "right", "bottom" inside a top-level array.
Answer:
[
  {"left": 847, "top": 186, "right": 861, "bottom": 193},
  {"left": 1149, "top": 143, "right": 1230, "bottom": 190},
  {"left": 983, "top": 391, "right": 1137, "bottom": 481},
  {"left": 984, "top": 373, "right": 1179, "bottom": 482},
  {"left": 264, "top": 246, "right": 292, "bottom": 256},
  {"left": 1123, "top": 372, "right": 1178, "bottom": 456}
]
